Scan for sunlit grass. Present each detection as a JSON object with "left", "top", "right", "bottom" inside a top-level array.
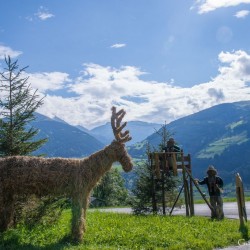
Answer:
[{"left": 0, "top": 209, "right": 249, "bottom": 250}]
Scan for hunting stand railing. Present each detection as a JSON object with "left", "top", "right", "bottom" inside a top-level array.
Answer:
[{"left": 148, "top": 151, "right": 213, "bottom": 216}]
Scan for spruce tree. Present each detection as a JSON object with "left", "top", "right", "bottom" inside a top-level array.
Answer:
[
  {"left": 131, "top": 157, "right": 158, "bottom": 214},
  {"left": 92, "top": 168, "right": 129, "bottom": 207},
  {"left": 156, "top": 121, "right": 173, "bottom": 150},
  {"left": 0, "top": 56, "right": 47, "bottom": 156}
]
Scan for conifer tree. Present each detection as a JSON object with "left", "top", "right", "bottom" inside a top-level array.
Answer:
[
  {"left": 92, "top": 168, "right": 129, "bottom": 207},
  {"left": 156, "top": 121, "right": 172, "bottom": 150},
  {"left": 0, "top": 56, "right": 47, "bottom": 156},
  {"left": 130, "top": 155, "right": 158, "bottom": 214}
]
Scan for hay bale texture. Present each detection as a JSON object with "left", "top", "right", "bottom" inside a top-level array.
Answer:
[{"left": 0, "top": 107, "right": 133, "bottom": 242}]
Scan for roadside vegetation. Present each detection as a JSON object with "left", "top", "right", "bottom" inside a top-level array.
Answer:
[
  {"left": 0, "top": 210, "right": 249, "bottom": 250},
  {"left": 194, "top": 196, "right": 250, "bottom": 204}
]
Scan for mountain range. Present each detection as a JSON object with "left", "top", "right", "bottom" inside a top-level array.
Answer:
[
  {"left": 31, "top": 113, "right": 161, "bottom": 157},
  {"left": 32, "top": 113, "right": 104, "bottom": 158},
  {"left": 128, "top": 101, "right": 250, "bottom": 185},
  {"left": 84, "top": 121, "right": 161, "bottom": 146},
  {"left": 31, "top": 101, "right": 250, "bottom": 186}
]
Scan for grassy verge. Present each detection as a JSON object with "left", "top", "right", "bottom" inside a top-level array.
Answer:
[
  {"left": 0, "top": 210, "right": 249, "bottom": 250},
  {"left": 194, "top": 196, "right": 250, "bottom": 204}
]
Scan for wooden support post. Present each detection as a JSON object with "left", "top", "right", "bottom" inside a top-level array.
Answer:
[
  {"left": 172, "top": 153, "right": 178, "bottom": 176},
  {"left": 181, "top": 152, "right": 190, "bottom": 216},
  {"left": 161, "top": 170, "right": 166, "bottom": 215},
  {"left": 188, "top": 154, "right": 194, "bottom": 216},
  {"left": 163, "top": 153, "right": 169, "bottom": 173},
  {"left": 185, "top": 177, "right": 191, "bottom": 215},
  {"left": 189, "top": 176, "right": 194, "bottom": 216},
  {"left": 154, "top": 153, "right": 161, "bottom": 179},
  {"left": 149, "top": 154, "right": 157, "bottom": 214},
  {"left": 152, "top": 174, "right": 157, "bottom": 214},
  {"left": 169, "top": 184, "right": 184, "bottom": 215},
  {"left": 236, "top": 173, "right": 247, "bottom": 229}
]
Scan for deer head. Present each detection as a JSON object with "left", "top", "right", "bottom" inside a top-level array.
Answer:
[{"left": 110, "top": 106, "right": 133, "bottom": 172}]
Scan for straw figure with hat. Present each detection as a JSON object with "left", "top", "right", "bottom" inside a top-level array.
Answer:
[
  {"left": 162, "top": 137, "right": 181, "bottom": 172},
  {"left": 195, "top": 165, "right": 224, "bottom": 219},
  {"left": 163, "top": 138, "right": 181, "bottom": 153}
]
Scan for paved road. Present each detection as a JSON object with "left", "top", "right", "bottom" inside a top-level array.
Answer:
[
  {"left": 100, "top": 202, "right": 250, "bottom": 219},
  {"left": 172, "top": 201, "right": 250, "bottom": 219}
]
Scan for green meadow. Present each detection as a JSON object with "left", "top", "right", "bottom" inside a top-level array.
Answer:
[{"left": 0, "top": 210, "right": 249, "bottom": 250}]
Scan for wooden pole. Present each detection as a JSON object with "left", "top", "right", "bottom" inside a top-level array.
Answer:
[
  {"left": 161, "top": 170, "right": 166, "bottom": 215},
  {"left": 189, "top": 176, "right": 194, "bottom": 216},
  {"left": 185, "top": 167, "right": 214, "bottom": 212},
  {"left": 236, "top": 173, "right": 247, "bottom": 228},
  {"left": 154, "top": 153, "right": 161, "bottom": 179},
  {"left": 181, "top": 152, "right": 190, "bottom": 216},
  {"left": 150, "top": 154, "right": 157, "bottom": 214},
  {"left": 169, "top": 184, "right": 184, "bottom": 215},
  {"left": 172, "top": 153, "right": 178, "bottom": 176},
  {"left": 188, "top": 154, "right": 194, "bottom": 216}
]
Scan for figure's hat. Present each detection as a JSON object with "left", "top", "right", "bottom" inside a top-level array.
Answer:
[{"left": 207, "top": 165, "right": 217, "bottom": 175}]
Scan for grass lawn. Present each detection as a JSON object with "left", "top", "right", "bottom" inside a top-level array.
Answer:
[
  {"left": 194, "top": 196, "right": 250, "bottom": 204},
  {"left": 0, "top": 210, "right": 249, "bottom": 250}
]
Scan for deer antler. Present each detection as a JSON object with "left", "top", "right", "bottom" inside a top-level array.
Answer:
[{"left": 111, "top": 106, "right": 132, "bottom": 144}]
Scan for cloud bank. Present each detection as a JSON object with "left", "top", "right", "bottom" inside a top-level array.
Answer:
[
  {"left": 193, "top": 0, "right": 250, "bottom": 14},
  {"left": 1, "top": 46, "right": 250, "bottom": 129},
  {"left": 31, "top": 50, "right": 250, "bottom": 129}
]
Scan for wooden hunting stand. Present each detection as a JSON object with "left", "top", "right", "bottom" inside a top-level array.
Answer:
[
  {"left": 148, "top": 151, "right": 214, "bottom": 216},
  {"left": 148, "top": 151, "right": 194, "bottom": 216}
]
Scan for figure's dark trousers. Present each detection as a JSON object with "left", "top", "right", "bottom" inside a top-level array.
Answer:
[{"left": 210, "top": 196, "right": 224, "bottom": 219}]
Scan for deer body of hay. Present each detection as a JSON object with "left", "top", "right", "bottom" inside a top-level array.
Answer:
[{"left": 0, "top": 107, "right": 133, "bottom": 242}]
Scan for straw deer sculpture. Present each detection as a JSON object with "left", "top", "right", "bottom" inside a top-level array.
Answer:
[{"left": 0, "top": 106, "right": 133, "bottom": 242}]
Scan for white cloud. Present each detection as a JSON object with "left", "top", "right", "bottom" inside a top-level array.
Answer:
[
  {"left": 35, "top": 6, "right": 55, "bottom": 21},
  {"left": 234, "top": 9, "right": 250, "bottom": 18},
  {"left": 0, "top": 68, "right": 70, "bottom": 115},
  {"left": 110, "top": 43, "right": 126, "bottom": 48},
  {"left": 192, "top": 0, "right": 250, "bottom": 14},
  {"left": 35, "top": 50, "right": 250, "bottom": 129},
  {"left": 218, "top": 50, "right": 250, "bottom": 81},
  {"left": 0, "top": 45, "right": 22, "bottom": 59},
  {"left": 27, "top": 72, "right": 71, "bottom": 93}
]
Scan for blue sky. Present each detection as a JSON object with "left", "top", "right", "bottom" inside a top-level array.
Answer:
[{"left": 1, "top": 0, "right": 250, "bottom": 129}]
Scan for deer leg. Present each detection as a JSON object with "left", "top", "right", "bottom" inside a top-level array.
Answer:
[
  {"left": 0, "top": 191, "right": 15, "bottom": 232},
  {"left": 71, "top": 195, "right": 87, "bottom": 242}
]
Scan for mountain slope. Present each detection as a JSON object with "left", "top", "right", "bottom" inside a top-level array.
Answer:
[
  {"left": 91, "top": 121, "right": 161, "bottom": 146},
  {"left": 31, "top": 113, "right": 104, "bottom": 158},
  {"left": 128, "top": 101, "right": 250, "bottom": 185}
]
